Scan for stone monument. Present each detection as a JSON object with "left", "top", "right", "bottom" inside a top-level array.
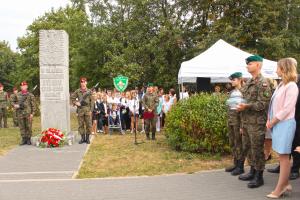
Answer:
[{"left": 39, "top": 30, "right": 70, "bottom": 134}]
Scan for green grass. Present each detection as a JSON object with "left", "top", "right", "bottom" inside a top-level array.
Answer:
[
  {"left": 0, "top": 113, "right": 79, "bottom": 156},
  {"left": 77, "top": 133, "right": 232, "bottom": 178}
]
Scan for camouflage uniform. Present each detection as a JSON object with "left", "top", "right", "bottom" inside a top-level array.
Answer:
[
  {"left": 228, "top": 107, "right": 243, "bottom": 161},
  {"left": 142, "top": 92, "right": 159, "bottom": 140},
  {"left": 10, "top": 93, "right": 19, "bottom": 127},
  {"left": 11, "top": 91, "right": 36, "bottom": 142},
  {"left": 239, "top": 73, "right": 272, "bottom": 187},
  {"left": 71, "top": 88, "right": 93, "bottom": 143},
  {"left": 0, "top": 90, "right": 9, "bottom": 128}
]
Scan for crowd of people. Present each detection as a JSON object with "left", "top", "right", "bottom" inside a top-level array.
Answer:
[
  {"left": 70, "top": 77, "right": 180, "bottom": 144},
  {"left": 2, "top": 54, "right": 300, "bottom": 198},
  {"left": 225, "top": 55, "right": 300, "bottom": 198}
]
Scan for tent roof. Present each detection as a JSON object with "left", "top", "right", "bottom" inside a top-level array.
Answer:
[{"left": 178, "top": 39, "right": 278, "bottom": 84}]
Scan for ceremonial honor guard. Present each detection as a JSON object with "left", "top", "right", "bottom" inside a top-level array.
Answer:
[
  {"left": 0, "top": 83, "right": 9, "bottom": 128},
  {"left": 10, "top": 87, "right": 19, "bottom": 127},
  {"left": 237, "top": 55, "right": 272, "bottom": 188},
  {"left": 71, "top": 77, "right": 93, "bottom": 144},
  {"left": 11, "top": 81, "right": 36, "bottom": 145},
  {"left": 225, "top": 72, "right": 245, "bottom": 176},
  {"left": 142, "top": 83, "right": 159, "bottom": 140}
]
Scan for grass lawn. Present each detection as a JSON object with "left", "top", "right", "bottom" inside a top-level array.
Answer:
[
  {"left": 77, "top": 132, "right": 233, "bottom": 179},
  {"left": 0, "top": 117, "right": 41, "bottom": 156},
  {"left": 0, "top": 113, "right": 79, "bottom": 156}
]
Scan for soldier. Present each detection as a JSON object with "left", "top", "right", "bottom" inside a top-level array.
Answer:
[
  {"left": 71, "top": 77, "right": 93, "bottom": 144},
  {"left": 237, "top": 55, "right": 272, "bottom": 188},
  {"left": 10, "top": 87, "right": 19, "bottom": 127},
  {"left": 0, "top": 83, "right": 9, "bottom": 128},
  {"left": 225, "top": 72, "right": 245, "bottom": 176},
  {"left": 11, "top": 81, "right": 36, "bottom": 145},
  {"left": 142, "top": 83, "right": 159, "bottom": 140}
]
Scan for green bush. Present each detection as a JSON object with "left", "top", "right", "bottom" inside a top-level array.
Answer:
[{"left": 165, "top": 93, "right": 230, "bottom": 154}]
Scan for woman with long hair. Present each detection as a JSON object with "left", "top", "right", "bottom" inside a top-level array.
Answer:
[{"left": 266, "top": 58, "right": 298, "bottom": 198}]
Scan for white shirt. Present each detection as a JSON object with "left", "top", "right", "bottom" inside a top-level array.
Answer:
[
  {"left": 163, "top": 101, "right": 172, "bottom": 113},
  {"left": 129, "top": 98, "right": 140, "bottom": 114}
]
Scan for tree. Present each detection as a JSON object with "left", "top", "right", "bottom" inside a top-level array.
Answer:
[{"left": 0, "top": 41, "right": 18, "bottom": 90}]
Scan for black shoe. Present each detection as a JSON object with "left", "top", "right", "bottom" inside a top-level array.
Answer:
[
  {"left": 19, "top": 137, "right": 27, "bottom": 145},
  {"left": 79, "top": 134, "right": 86, "bottom": 144},
  {"left": 225, "top": 159, "right": 237, "bottom": 172},
  {"left": 248, "top": 170, "right": 264, "bottom": 188},
  {"left": 267, "top": 165, "right": 280, "bottom": 173},
  {"left": 289, "top": 172, "right": 299, "bottom": 180},
  {"left": 85, "top": 134, "right": 90, "bottom": 144},
  {"left": 239, "top": 166, "right": 255, "bottom": 181},
  {"left": 231, "top": 160, "right": 245, "bottom": 176},
  {"left": 26, "top": 137, "right": 32, "bottom": 145}
]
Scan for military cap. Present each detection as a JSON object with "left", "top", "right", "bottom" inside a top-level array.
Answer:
[
  {"left": 147, "top": 82, "right": 154, "bottom": 87},
  {"left": 246, "top": 55, "right": 263, "bottom": 64},
  {"left": 229, "top": 72, "right": 243, "bottom": 80},
  {"left": 20, "top": 81, "right": 28, "bottom": 86},
  {"left": 80, "top": 77, "right": 87, "bottom": 82}
]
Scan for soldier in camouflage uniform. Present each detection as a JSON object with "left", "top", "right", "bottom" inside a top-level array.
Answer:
[
  {"left": 10, "top": 87, "right": 19, "bottom": 127},
  {"left": 11, "top": 81, "right": 36, "bottom": 145},
  {"left": 0, "top": 83, "right": 9, "bottom": 128},
  {"left": 225, "top": 72, "right": 246, "bottom": 176},
  {"left": 71, "top": 77, "right": 93, "bottom": 144},
  {"left": 142, "top": 83, "right": 159, "bottom": 140},
  {"left": 237, "top": 55, "right": 272, "bottom": 188}
]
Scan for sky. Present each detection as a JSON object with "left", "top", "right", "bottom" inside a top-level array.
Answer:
[{"left": 0, "top": 0, "right": 70, "bottom": 51}]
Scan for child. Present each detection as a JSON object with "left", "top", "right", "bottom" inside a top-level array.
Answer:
[{"left": 109, "top": 103, "right": 120, "bottom": 126}]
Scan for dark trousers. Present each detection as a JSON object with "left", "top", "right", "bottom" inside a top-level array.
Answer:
[
  {"left": 145, "top": 117, "right": 157, "bottom": 138},
  {"left": 291, "top": 126, "right": 300, "bottom": 172},
  {"left": 0, "top": 107, "right": 8, "bottom": 128}
]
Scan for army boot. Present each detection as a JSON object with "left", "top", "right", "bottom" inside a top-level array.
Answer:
[
  {"left": 225, "top": 159, "right": 237, "bottom": 172},
  {"left": 231, "top": 160, "right": 245, "bottom": 176},
  {"left": 20, "top": 137, "right": 27, "bottom": 145},
  {"left": 85, "top": 134, "right": 90, "bottom": 144},
  {"left": 151, "top": 132, "right": 156, "bottom": 140},
  {"left": 146, "top": 133, "right": 150, "bottom": 140},
  {"left": 239, "top": 166, "right": 255, "bottom": 181},
  {"left": 248, "top": 170, "right": 264, "bottom": 188},
  {"left": 26, "top": 137, "right": 32, "bottom": 145},
  {"left": 79, "top": 134, "right": 85, "bottom": 144}
]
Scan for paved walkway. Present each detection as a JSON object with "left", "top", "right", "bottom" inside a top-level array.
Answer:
[
  {"left": 0, "top": 168, "right": 299, "bottom": 200},
  {"left": 0, "top": 142, "right": 88, "bottom": 180},
  {"left": 0, "top": 140, "right": 299, "bottom": 199}
]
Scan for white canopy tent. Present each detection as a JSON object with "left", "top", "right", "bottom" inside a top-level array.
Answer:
[{"left": 178, "top": 39, "right": 278, "bottom": 84}]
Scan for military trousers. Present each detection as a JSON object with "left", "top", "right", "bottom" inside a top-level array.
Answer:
[
  {"left": 0, "top": 107, "right": 8, "bottom": 128},
  {"left": 13, "top": 110, "right": 18, "bottom": 127},
  {"left": 18, "top": 113, "right": 32, "bottom": 138},
  {"left": 77, "top": 111, "right": 92, "bottom": 136},
  {"left": 228, "top": 124, "right": 244, "bottom": 161},
  {"left": 145, "top": 117, "right": 157, "bottom": 138},
  {"left": 242, "top": 124, "right": 266, "bottom": 171}
]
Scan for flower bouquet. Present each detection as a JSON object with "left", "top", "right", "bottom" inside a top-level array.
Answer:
[{"left": 38, "top": 128, "right": 66, "bottom": 148}]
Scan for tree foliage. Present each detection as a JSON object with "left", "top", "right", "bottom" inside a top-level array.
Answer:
[{"left": 1, "top": 0, "right": 300, "bottom": 91}]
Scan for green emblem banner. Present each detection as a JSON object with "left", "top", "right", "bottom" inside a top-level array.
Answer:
[{"left": 113, "top": 75, "right": 128, "bottom": 92}]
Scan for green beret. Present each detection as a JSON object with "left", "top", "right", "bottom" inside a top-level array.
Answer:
[
  {"left": 147, "top": 82, "right": 154, "bottom": 87},
  {"left": 246, "top": 55, "right": 263, "bottom": 64},
  {"left": 229, "top": 72, "right": 243, "bottom": 80}
]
